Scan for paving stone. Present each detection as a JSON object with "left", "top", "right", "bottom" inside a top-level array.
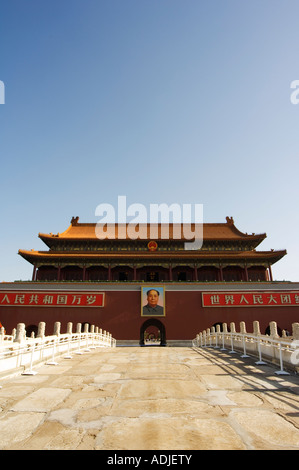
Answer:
[
  {"left": 10, "top": 387, "right": 71, "bottom": 412},
  {"left": 199, "top": 374, "right": 244, "bottom": 390},
  {"left": 13, "top": 421, "right": 84, "bottom": 450},
  {"left": 230, "top": 409, "right": 299, "bottom": 449},
  {"left": 109, "top": 397, "right": 221, "bottom": 418},
  {"left": 0, "top": 384, "right": 35, "bottom": 398},
  {"left": 118, "top": 379, "right": 207, "bottom": 399},
  {"left": 95, "top": 416, "right": 246, "bottom": 450},
  {"left": 0, "top": 346, "right": 299, "bottom": 450},
  {"left": 49, "top": 376, "right": 85, "bottom": 389},
  {"left": 93, "top": 372, "right": 122, "bottom": 382},
  {"left": 0, "top": 412, "right": 45, "bottom": 449},
  {"left": 124, "top": 363, "right": 192, "bottom": 379},
  {"left": 205, "top": 390, "right": 238, "bottom": 406},
  {"left": 226, "top": 390, "right": 264, "bottom": 407}
]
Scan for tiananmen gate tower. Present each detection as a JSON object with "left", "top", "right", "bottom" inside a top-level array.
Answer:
[{"left": 0, "top": 216, "right": 298, "bottom": 345}]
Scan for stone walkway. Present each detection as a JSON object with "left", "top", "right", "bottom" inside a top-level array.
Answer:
[{"left": 0, "top": 345, "right": 299, "bottom": 450}]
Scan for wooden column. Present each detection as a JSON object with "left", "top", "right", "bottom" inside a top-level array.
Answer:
[
  {"left": 194, "top": 266, "right": 198, "bottom": 281},
  {"left": 219, "top": 264, "right": 223, "bottom": 281},
  {"left": 169, "top": 265, "right": 172, "bottom": 281},
  {"left": 244, "top": 263, "right": 249, "bottom": 281},
  {"left": 32, "top": 265, "right": 37, "bottom": 281},
  {"left": 268, "top": 263, "right": 273, "bottom": 281}
]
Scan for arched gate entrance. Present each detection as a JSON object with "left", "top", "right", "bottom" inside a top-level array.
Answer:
[{"left": 140, "top": 318, "right": 166, "bottom": 346}]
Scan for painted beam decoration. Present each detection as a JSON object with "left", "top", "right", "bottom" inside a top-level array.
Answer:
[
  {"left": 0, "top": 291, "right": 105, "bottom": 307},
  {"left": 202, "top": 291, "right": 299, "bottom": 307}
]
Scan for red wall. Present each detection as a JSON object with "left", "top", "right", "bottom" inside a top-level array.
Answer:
[{"left": 1, "top": 288, "right": 298, "bottom": 340}]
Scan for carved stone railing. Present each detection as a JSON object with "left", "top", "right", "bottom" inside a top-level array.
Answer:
[
  {"left": 0, "top": 321, "right": 116, "bottom": 379},
  {"left": 192, "top": 321, "right": 299, "bottom": 375}
]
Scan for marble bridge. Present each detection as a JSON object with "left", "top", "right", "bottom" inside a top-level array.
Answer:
[{"left": 0, "top": 322, "right": 299, "bottom": 450}]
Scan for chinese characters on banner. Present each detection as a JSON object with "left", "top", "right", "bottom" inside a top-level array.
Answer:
[
  {"left": 0, "top": 291, "right": 105, "bottom": 307},
  {"left": 202, "top": 292, "right": 299, "bottom": 307}
]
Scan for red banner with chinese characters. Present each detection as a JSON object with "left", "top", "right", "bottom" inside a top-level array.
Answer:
[
  {"left": 202, "top": 291, "right": 299, "bottom": 307},
  {"left": 0, "top": 291, "right": 105, "bottom": 307}
]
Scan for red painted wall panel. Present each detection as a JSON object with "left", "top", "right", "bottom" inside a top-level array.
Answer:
[{"left": 1, "top": 288, "right": 298, "bottom": 341}]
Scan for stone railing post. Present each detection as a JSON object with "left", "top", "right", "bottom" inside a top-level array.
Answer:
[
  {"left": 202, "top": 330, "right": 207, "bottom": 346},
  {"left": 14, "top": 323, "right": 26, "bottom": 343},
  {"left": 215, "top": 325, "right": 221, "bottom": 348},
  {"left": 37, "top": 322, "right": 46, "bottom": 339},
  {"left": 0, "top": 327, "right": 4, "bottom": 344},
  {"left": 53, "top": 322, "right": 61, "bottom": 336},
  {"left": 211, "top": 327, "right": 215, "bottom": 345},
  {"left": 269, "top": 321, "right": 279, "bottom": 339},
  {"left": 239, "top": 321, "right": 250, "bottom": 358},
  {"left": 67, "top": 322, "right": 73, "bottom": 334},
  {"left": 253, "top": 321, "right": 266, "bottom": 364},
  {"left": 268, "top": 321, "right": 280, "bottom": 363},
  {"left": 229, "top": 322, "right": 237, "bottom": 352},
  {"left": 253, "top": 320, "right": 261, "bottom": 336},
  {"left": 292, "top": 323, "right": 299, "bottom": 340},
  {"left": 240, "top": 321, "right": 247, "bottom": 334}
]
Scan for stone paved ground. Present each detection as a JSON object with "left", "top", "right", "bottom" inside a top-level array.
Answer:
[{"left": 0, "top": 345, "right": 299, "bottom": 450}]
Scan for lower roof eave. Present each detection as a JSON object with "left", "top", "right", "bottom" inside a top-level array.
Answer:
[{"left": 18, "top": 249, "right": 287, "bottom": 266}]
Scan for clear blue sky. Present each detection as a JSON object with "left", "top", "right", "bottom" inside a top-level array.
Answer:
[{"left": 1, "top": 0, "right": 299, "bottom": 282}]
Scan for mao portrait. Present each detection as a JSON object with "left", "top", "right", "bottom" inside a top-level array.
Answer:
[{"left": 141, "top": 286, "right": 165, "bottom": 317}]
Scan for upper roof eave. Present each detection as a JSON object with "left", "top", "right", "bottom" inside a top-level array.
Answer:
[{"left": 38, "top": 221, "right": 267, "bottom": 244}]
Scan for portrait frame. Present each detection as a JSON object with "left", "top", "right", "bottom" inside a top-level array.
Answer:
[{"left": 141, "top": 285, "right": 165, "bottom": 317}]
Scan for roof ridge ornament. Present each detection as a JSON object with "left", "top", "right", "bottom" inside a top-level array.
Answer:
[
  {"left": 71, "top": 216, "right": 79, "bottom": 226},
  {"left": 226, "top": 216, "right": 234, "bottom": 225}
]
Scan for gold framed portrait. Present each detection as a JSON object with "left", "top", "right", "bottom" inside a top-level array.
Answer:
[{"left": 141, "top": 286, "right": 165, "bottom": 317}]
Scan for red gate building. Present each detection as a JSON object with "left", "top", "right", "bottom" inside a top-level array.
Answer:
[{"left": 0, "top": 216, "right": 298, "bottom": 344}]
